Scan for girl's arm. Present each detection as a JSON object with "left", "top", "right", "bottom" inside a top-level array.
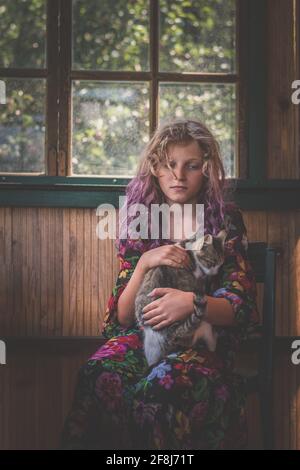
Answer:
[
  {"left": 102, "top": 241, "right": 190, "bottom": 336},
  {"left": 203, "top": 295, "right": 235, "bottom": 326},
  {"left": 209, "top": 208, "right": 259, "bottom": 339},
  {"left": 117, "top": 259, "right": 147, "bottom": 327},
  {"left": 117, "top": 243, "right": 190, "bottom": 328},
  {"left": 101, "top": 242, "right": 145, "bottom": 338}
]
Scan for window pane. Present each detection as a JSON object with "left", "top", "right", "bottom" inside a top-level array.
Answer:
[
  {"left": 159, "top": 83, "right": 236, "bottom": 177},
  {"left": 159, "top": 0, "right": 236, "bottom": 73},
  {"left": 73, "top": 0, "right": 149, "bottom": 71},
  {"left": 72, "top": 81, "right": 150, "bottom": 176},
  {"left": 0, "top": 78, "right": 46, "bottom": 173},
  {"left": 0, "top": 0, "right": 46, "bottom": 69}
]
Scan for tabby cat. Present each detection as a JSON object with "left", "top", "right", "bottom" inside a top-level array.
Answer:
[{"left": 135, "top": 229, "right": 227, "bottom": 367}]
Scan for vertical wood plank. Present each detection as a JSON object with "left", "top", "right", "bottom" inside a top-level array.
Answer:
[
  {"left": 296, "top": 211, "right": 300, "bottom": 335},
  {"left": 267, "top": 0, "right": 299, "bottom": 178},
  {"left": 4, "top": 208, "right": 13, "bottom": 335},
  {"left": 0, "top": 207, "right": 5, "bottom": 330},
  {"left": 83, "top": 210, "right": 92, "bottom": 335},
  {"left": 54, "top": 208, "right": 63, "bottom": 335},
  {"left": 12, "top": 208, "right": 23, "bottom": 335},
  {"left": 91, "top": 209, "right": 99, "bottom": 335},
  {"left": 280, "top": 211, "right": 290, "bottom": 336},
  {"left": 290, "top": 355, "right": 298, "bottom": 450},
  {"left": 267, "top": 212, "right": 284, "bottom": 336},
  {"left": 289, "top": 211, "right": 300, "bottom": 336},
  {"left": 25, "top": 208, "right": 31, "bottom": 335},
  {"left": 47, "top": 208, "right": 56, "bottom": 335},
  {"left": 40, "top": 208, "right": 49, "bottom": 335},
  {"left": 69, "top": 209, "right": 77, "bottom": 335},
  {"left": 63, "top": 209, "right": 70, "bottom": 336},
  {"left": 76, "top": 209, "right": 84, "bottom": 335}
]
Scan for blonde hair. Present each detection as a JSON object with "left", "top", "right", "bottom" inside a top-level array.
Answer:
[{"left": 117, "top": 117, "right": 236, "bottom": 254}]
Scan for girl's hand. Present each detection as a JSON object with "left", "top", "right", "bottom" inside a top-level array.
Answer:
[
  {"left": 142, "top": 287, "right": 194, "bottom": 330},
  {"left": 138, "top": 244, "right": 191, "bottom": 273}
]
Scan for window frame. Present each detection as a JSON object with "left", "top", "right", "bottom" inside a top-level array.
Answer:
[{"left": 0, "top": 0, "right": 298, "bottom": 209}]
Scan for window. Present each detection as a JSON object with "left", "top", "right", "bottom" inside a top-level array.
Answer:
[
  {"left": 0, "top": 0, "right": 247, "bottom": 180},
  {"left": 0, "top": 0, "right": 47, "bottom": 174}
]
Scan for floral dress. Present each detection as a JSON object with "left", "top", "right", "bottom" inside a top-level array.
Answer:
[{"left": 59, "top": 208, "right": 259, "bottom": 450}]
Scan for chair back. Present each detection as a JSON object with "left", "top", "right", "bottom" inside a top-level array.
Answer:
[{"left": 244, "top": 242, "right": 281, "bottom": 449}]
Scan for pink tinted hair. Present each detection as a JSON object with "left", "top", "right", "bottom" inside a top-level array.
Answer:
[{"left": 116, "top": 117, "right": 237, "bottom": 256}]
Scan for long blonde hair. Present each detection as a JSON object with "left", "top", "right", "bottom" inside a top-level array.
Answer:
[{"left": 117, "top": 117, "right": 236, "bottom": 254}]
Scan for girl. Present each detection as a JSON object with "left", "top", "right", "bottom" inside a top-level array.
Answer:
[{"left": 59, "top": 118, "right": 259, "bottom": 450}]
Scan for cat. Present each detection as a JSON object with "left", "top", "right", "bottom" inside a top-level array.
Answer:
[{"left": 134, "top": 229, "right": 227, "bottom": 367}]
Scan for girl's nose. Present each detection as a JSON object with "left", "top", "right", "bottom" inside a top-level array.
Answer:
[
  {"left": 172, "top": 168, "right": 186, "bottom": 181},
  {"left": 174, "top": 170, "right": 185, "bottom": 181}
]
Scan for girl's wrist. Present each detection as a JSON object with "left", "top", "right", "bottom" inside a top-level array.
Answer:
[{"left": 137, "top": 255, "right": 149, "bottom": 275}]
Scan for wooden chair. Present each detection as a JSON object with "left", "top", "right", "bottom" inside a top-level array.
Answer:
[
  {"left": 238, "top": 242, "right": 282, "bottom": 450},
  {"left": 99, "top": 241, "right": 281, "bottom": 449}
]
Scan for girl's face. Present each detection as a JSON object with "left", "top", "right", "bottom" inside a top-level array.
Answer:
[{"left": 156, "top": 140, "right": 205, "bottom": 206}]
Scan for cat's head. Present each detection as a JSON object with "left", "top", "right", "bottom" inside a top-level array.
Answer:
[{"left": 176, "top": 229, "right": 227, "bottom": 278}]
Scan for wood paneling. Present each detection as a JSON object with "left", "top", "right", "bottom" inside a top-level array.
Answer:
[
  {"left": 0, "top": 207, "right": 119, "bottom": 337},
  {"left": 267, "top": 0, "right": 300, "bottom": 179},
  {"left": 0, "top": 208, "right": 300, "bottom": 337}
]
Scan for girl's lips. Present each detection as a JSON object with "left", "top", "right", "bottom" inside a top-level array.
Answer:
[{"left": 170, "top": 186, "right": 187, "bottom": 190}]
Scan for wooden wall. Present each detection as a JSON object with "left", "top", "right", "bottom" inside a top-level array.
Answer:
[
  {"left": 267, "top": 0, "right": 300, "bottom": 179},
  {"left": 0, "top": 207, "right": 119, "bottom": 337},
  {"left": 0, "top": 208, "right": 299, "bottom": 338},
  {"left": 0, "top": 0, "right": 300, "bottom": 450}
]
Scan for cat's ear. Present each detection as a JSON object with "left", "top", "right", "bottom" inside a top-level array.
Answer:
[
  {"left": 203, "top": 233, "right": 213, "bottom": 244},
  {"left": 175, "top": 232, "right": 197, "bottom": 249},
  {"left": 216, "top": 229, "right": 227, "bottom": 247},
  {"left": 194, "top": 234, "right": 205, "bottom": 251},
  {"left": 175, "top": 241, "right": 185, "bottom": 249},
  {"left": 185, "top": 233, "right": 205, "bottom": 251}
]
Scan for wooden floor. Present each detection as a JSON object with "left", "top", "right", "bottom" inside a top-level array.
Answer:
[{"left": 1, "top": 337, "right": 297, "bottom": 450}]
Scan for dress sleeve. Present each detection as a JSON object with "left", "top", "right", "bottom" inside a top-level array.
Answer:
[
  {"left": 211, "top": 208, "right": 260, "bottom": 342},
  {"left": 100, "top": 241, "right": 144, "bottom": 340}
]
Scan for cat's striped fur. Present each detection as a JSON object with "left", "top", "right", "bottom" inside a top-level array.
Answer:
[{"left": 135, "top": 230, "right": 227, "bottom": 367}]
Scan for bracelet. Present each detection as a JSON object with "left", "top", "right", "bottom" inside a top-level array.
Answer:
[{"left": 193, "top": 293, "right": 208, "bottom": 320}]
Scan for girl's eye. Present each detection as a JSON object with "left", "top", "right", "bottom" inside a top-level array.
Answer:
[
  {"left": 163, "top": 162, "right": 200, "bottom": 170},
  {"left": 164, "top": 163, "right": 199, "bottom": 169},
  {"left": 187, "top": 164, "right": 201, "bottom": 170}
]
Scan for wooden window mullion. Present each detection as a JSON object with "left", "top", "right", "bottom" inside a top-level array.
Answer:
[
  {"left": 58, "top": 0, "right": 72, "bottom": 176},
  {"left": 149, "top": 0, "right": 159, "bottom": 135},
  {"left": 237, "top": 0, "right": 249, "bottom": 179},
  {"left": 46, "top": 0, "right": 60, "bottom": 176},
  {"left": 247, "top": 0, "right": 267, "bottom": 184}
]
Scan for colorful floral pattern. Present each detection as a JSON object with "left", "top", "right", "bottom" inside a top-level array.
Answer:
[{"left": 59, "top": 208, "right": 259, "bottom": 450}]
